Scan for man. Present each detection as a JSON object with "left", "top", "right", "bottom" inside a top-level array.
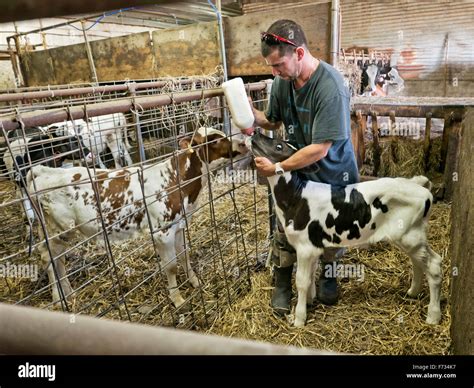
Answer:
[{"left": 248, "top": 20, "right": 359, "bottom": 316}]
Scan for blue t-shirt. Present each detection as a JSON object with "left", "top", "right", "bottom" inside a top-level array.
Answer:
[{"left": 265, "top": 60, "right": 359, "bottom": 185}]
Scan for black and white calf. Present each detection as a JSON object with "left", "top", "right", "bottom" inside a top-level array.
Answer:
[
  {"left": 249, "top": 132, "right": 442, "bottom": 327},
  {"left": 51, "top": 113, "right": 132, "bottom": 169}
]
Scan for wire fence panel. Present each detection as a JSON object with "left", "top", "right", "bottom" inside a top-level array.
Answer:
[{"left": 0, "top": 77, "right": 272, "bottom": 330}]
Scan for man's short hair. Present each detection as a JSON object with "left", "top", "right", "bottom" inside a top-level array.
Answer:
[{"left": 261, "top": 19, "right": 308, "bottom": 57}]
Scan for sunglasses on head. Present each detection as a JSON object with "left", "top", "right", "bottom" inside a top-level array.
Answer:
[{"left": 260, "top": 32, "right": 297, "bottom": 47}]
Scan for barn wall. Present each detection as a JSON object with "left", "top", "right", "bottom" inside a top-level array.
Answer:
[
  {"left": 92, "top": 31, "right": 155, "bottom": 81},
  {"left": 0, "top": 18, "right": 153, "bottom": 89},
  {"left": 224, "top": 2, "right": 331, "bottom": 76},
  {"left": 19, "top": 31, "right": 157, "bottom": 86},
  {"left": 450, "top": 108, "right": 474, "bottom": 355},
  {"left": 152, "top": 21, "right": 220, "bottom": 77},
  {"left": 15, "top": 3, "right": 332, "bottom": 86},
  {"left": 341, "top": 1, "right": 474, "bottom": 97},
  {"left": 17, "top": 21, "right": 221, "bottom": 85}
]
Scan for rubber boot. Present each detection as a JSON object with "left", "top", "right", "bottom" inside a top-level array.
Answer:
[
  {"left": 317, "top": 268, "right": 339, "bottom": 305},
  {"left": 271, "top": 265, "right": 293, "bottom": 316}
]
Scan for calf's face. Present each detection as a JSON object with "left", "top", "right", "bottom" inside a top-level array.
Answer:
[
  {"left": 179, "top": 128, "right": 248, "bottom": 164},
  {"left": 249, "top": 131, "right": 296, "bottom": 163},
  {"left": 249, "top": 131, "right": 320, "bottom": 174}
]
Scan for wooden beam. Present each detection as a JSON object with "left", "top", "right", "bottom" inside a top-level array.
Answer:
[
  {"left": 352, "top": 103, "right": 465, "bottom": 121},
  {"left": 0, "top": 0, "right": 177, "bottom": 23}
]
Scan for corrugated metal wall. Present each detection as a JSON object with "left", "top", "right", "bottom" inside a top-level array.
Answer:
[{"left": 341, "top": 1, "right": 474, "bottom": 97}]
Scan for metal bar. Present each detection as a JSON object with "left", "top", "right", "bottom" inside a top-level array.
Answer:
[
  {"left": 0, "top": 302, "right": 334, "bottom": 355},
  {"left": 7, "top": 13, "right": 104, "bottom": 39},
  {"left": 330, "top": 0, "right": 340, "bottom": 66},
  {"left": 6, "top": 38, "right": 21, "bottom": 88},
  {"left": 216, "top": 0, "right": 228, "bottom": 81},
  {"left": 12, "top": 35, "right": 25, "bottom": 87},
  {"left": 0, "top": 82, "right": 268, "bottom": 131},
  {"left": 0, "top": 79, "right": 211, "bottom": 103},
  {"left": 81, "top": 20, "right": 99, "bottom": 84}
]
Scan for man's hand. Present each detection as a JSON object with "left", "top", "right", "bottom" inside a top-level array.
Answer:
[
  {"left": 237, "top": 96, "right": 256, "bottom": 136},
  {"left": 254, "top": 156, "right": 277, "bottom": 177}
]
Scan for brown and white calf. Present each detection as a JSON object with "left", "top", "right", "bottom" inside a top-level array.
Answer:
[
  {"left": 27, "top": 127, "right": 247, "bottom": 306},
  {"left": 249, "top": 132, "right": 442, "bottom": 327}
]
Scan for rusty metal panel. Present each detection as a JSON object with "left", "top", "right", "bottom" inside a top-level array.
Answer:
[
  {"left": 19, "top": 49, "right": 56, "bottom": 86},
  {"left": 224, "top": 3, "right": 331, "bottom": 76},
  {"left": 91, "top": 31, "right": 154, "bottom": 81},
  {"left": 152, "top": 21, "right": 220, "bottom": 77},
  {"left": 50, "top": 43, "right": 92, "bottom": 85},
  {"left": 341, "top": 1, "right": 474, "bottom": 97},
  {"left": 20, "top": 43, "right": 91, "bottom": 86}
]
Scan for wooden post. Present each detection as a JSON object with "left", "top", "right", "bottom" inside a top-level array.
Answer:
[
  {"left": 439, "top": 114, "right": 453, "bottom": 173},
  {"left": 353, "top": 110, "right": 366, "bottom": 169},
  {"left": 389, "top": 110, "right": 396, "bottom": 136},
  {"left": 370, "top": 112, "right": 380, "bottom": 176},
  {"left": 450, "top": 108, "right": 473, "bottom": 355},
  {"left": 443, "top": 119, "right": 462, "bottom": 200},
  {"left": 357, "top": 111, "right": 366, "bottom": 165},
  {"left": 350, "top": 112, "right": 362, "bottom": 169},
  {"left": 424, "top": 112, "right": 432, "bottom": 172}
]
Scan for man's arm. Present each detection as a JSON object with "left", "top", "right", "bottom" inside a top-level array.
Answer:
[
  {"left": 252, "top": 106, "right": 282, "bottom": 131},
  {"left": 255, "top": 142, "right": 332, "bottom": 177}
]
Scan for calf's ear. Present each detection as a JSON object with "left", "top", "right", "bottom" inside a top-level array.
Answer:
[
  {"left": 178, "top": 137, "right": 196, "bottom": 154},
  {"left": 178, "top": 137, "right": 191, "bottom": 149}
]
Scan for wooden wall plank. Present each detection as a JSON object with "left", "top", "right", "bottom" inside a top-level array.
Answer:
[{"left": 450, "top": 108, "right": 474, "bottom": 355}]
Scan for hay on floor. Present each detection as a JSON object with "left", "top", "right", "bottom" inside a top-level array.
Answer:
[{"left": 205, "top": 203, "right": 452, "bottom": 355}]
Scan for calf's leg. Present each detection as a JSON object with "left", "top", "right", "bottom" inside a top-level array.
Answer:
[
  {"left": 175, "top": 228, "right": 199, "bottom": 288},
  {"left": 294, "top": 249, "right": 320, "bottom": 327},
  {"left": 39, "top": 237, "right": 73, "bottom": 304},
  {"left": 155, "top": 234, "right": 185, "bottom": 307},
  {"left": 397, "top": 231, "right": 442, "bottom": 324}
]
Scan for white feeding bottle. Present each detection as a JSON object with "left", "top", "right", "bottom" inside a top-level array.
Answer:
[{"left": 222, "top": 77, "right": 255, "bottom": 135}]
